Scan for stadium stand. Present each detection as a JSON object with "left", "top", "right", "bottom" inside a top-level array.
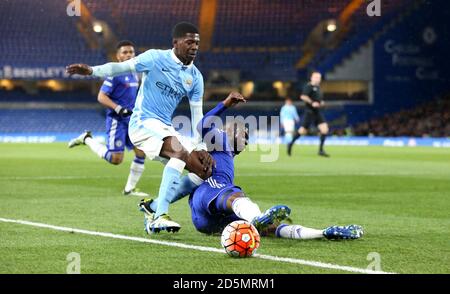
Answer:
[
  {"left": 0, "top": 0, "right": 105, "bottom": 67},
  {"left": 84, "top": 0, "right": 201, "bottom": 47},
  {"left": 349, "top": 98, "right": 450, "bottom": 138},
  {"left": 0, "top": 109, "right": 104, "bottom": 133},
  {"left": 0, "top": 89, "right": 96, "bottom": 103}
]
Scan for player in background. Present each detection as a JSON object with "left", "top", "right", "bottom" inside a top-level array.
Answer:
[
  {"left": 139, "top": 94, "right": 363, "bottom": 240},
  {"left": 66, "top": 22, "right": 215, "bottom": 233},
  {"left": 68, "top": 40, "right": 148, "bottom": 197},
  {"left": 280, "top": 97, "right": 299, "bottom": 143},
  {"left": 287, "top": 71, "right": 330, "bottom": 157}
]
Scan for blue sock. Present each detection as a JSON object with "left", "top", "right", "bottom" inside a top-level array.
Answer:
[
  {"left": 154, "top": 159, "right": 186, "bottom": 218},
  {"left": 150, "top": 174, "right": 201, "bottom": 212},
  {"left": 134, "top": 155, "right": 145, "bottom": 165}
]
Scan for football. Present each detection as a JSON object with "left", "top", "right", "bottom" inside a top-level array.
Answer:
[{"left": 221, "top": 220, "right": 260, "bottom": 258}]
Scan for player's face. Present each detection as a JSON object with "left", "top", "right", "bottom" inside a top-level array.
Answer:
[
  {"left": 116, "top": 46, "right": 135, "bottom": 62},
  {"left": 311, "top": 72, "right": 322, "bottom": 85},
  {"left": 173, "top": 33, "right": 200, "bottom": 65}
]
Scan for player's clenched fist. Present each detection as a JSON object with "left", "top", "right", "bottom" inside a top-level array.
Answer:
[{"left": 66, "top": 64, "right": 93, "bottom": 76}]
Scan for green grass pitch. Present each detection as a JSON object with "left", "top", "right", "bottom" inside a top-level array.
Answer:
[{"left": 0, "top": 143, "right": 449, "bottom": 273}]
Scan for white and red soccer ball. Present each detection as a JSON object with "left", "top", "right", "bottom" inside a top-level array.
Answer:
[{"left": 221, "top": 220, "right": 260, "bottom": 258}]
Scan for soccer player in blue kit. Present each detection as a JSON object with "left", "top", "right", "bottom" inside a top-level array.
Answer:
[
  {"left": 139, "top": 94, "right": 364, "bottom": 240},
  {"left": 68, "top": 40, "right": 149, "bottom": 197},
  {"left": 67, "top": 23, "right": 216, "bottom": 233}
]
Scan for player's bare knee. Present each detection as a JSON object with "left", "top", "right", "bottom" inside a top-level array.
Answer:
[
  {"left": 134, "top": 148, "right": 146, "bottom": 159},
  {"left": 225, "top": 192, "right": 246, "bottom": 210},
  {"left": 319, "top": 124, "right": 329, "bottom": 134},
  {"left": 160, "top": 136, "right": 188, "bottom": 162},
  {"left": 110, "top": 153, "right": 124, "bottom": 165}
]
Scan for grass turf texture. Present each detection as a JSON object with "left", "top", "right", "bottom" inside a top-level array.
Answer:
[{"left": 0, "top": 143, "right": 449, "bottom": 274}]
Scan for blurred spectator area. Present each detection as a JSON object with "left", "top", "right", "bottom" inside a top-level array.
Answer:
[{"left": 341, "top": 97, "right": 450, "bottom": 138}]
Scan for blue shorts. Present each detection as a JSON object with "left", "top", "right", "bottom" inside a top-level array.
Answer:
[
  {"left": 188, "top": 182, "right": 242, "bottom": 234},
  {"left": 105, "top": 116, "right": 134, "bottom": 152}
]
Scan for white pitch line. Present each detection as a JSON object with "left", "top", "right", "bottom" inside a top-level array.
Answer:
[
  {"left": 0, "top": 171, "right": 439, "bottom": 181},
  {"left": 0, "top": 217, "right": 394, "bottom": 274}
]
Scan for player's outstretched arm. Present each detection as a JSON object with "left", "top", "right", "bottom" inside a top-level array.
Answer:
[
  {"left": 196, "top": 92, "right": 246, "bottom": 137},
  {"left": 66, "top": 59, "right": 135, "bottom": 78}
]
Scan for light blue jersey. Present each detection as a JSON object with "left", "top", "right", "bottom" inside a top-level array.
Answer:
[
  {"left": 129, "top": 49, "right": 204, "bottom": 128},
  {"left": 280, "top": 104, "right": 299, "bottom": 123}
]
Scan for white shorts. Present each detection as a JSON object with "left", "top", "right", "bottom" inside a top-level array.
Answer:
[
  {"left": 129, "top": 118, "right": 195, "bottom": 161},
  {"left": 282, "top": 120, "right": 296, "bottom": 133}
]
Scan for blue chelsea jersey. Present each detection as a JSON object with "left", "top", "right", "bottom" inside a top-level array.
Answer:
[{"left": 100, "top": 73, "right": 139, "bottom": 118}]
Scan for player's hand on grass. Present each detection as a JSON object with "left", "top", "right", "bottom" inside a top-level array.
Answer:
[
  {"left": 223, "top": 92, "right": 246, "bottom": 108},
  {"left": 312, "top": 101, "right": 321, "bottom": 108},
  {"left": 114, "top": 105, "right": 133, "bottom": 117},
  {"left": 66, "top": 64, "right": 93, "bottom": 76}
]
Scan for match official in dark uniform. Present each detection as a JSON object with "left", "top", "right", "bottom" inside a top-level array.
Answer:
[{"left": 287, "top": 71, "right": 330, "bottom": 157}]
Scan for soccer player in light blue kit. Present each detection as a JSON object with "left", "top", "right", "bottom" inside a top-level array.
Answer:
[
  {"left": 67, "top": 23, "right": 215, "bottom": 233},
  {"left": 280, "top": 97, "right": 299, "bottom": 142},
  {"left": 68, "top": 41, "right": 148, "bottom": 197},
  {"left": 139, "top": 94, "right": 363, "bottom": 240}
]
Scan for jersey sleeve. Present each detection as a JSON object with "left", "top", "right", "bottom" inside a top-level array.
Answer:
[
  {"left": 100, "top": 77, "right": 115, "bottom": 95},
  {"left": 189, "top": 72, "right": 204, "bottom": 103},
  {"left": 132, "top": 49, "right": 158, "bottom": 73}
]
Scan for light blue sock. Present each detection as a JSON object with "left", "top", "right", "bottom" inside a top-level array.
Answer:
[
  {"left": 154, "top": 158, "right": 186, "bottom": 218},
  {"left": 150, "top": 173, "right": 203, "bottom": 212}
]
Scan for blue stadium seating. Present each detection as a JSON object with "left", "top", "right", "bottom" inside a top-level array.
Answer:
[
  {"left": 0, "top": 0, "right": 105, "bottom": 67},
  {"left": 213, "top": 0, "right": 347, "bottom": 47},
  {"left": 0, "top": 0, "right": 407, "bottom": 81},
  {"left": 0, "top": 90, "right": 96, "bottom": 103},
  {"left": 0, "top": 109, "right": 104, "bottom": 133},
  {"left": 84, "top": 0, "right": 201, "bottom": 47}
]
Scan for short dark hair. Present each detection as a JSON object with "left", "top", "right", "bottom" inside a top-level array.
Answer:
[
  {"left": 310, "top": 70, "right": 321, "bottom": 78},
  {"left": 116, "top": 40, "right": 135, "bottom": 51},
  {"left": 172, "top": 22, "right": 199, "bottom": 39}
]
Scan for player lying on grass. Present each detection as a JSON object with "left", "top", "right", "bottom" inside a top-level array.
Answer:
[{"left": 138, "top": 94, "right": 364, "bottom": 240}]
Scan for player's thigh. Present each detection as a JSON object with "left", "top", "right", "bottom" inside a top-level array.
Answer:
[
  {"left": 159, "top": 136, "right": 189, "bottom": 161},
  {"left": 106, "top": 116, "right": 127, "bottom": 153},
  {"left": 301, "top": 112, "right": 313, "bottom": 131},
  {"left": 128, "top": 118, "right": 193, "bottom": 161},
  {"left": 283, "top": 120, "right": 295, "bottom": 134},
  {"left": 316, "top": 113, "right": 328, "bottom": 134},
  {"left": 189, "top": 185, "right": 220, "bottom": 233},
  {"left": 189, "top": 185, "right": 240, "bottom": 234}
]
